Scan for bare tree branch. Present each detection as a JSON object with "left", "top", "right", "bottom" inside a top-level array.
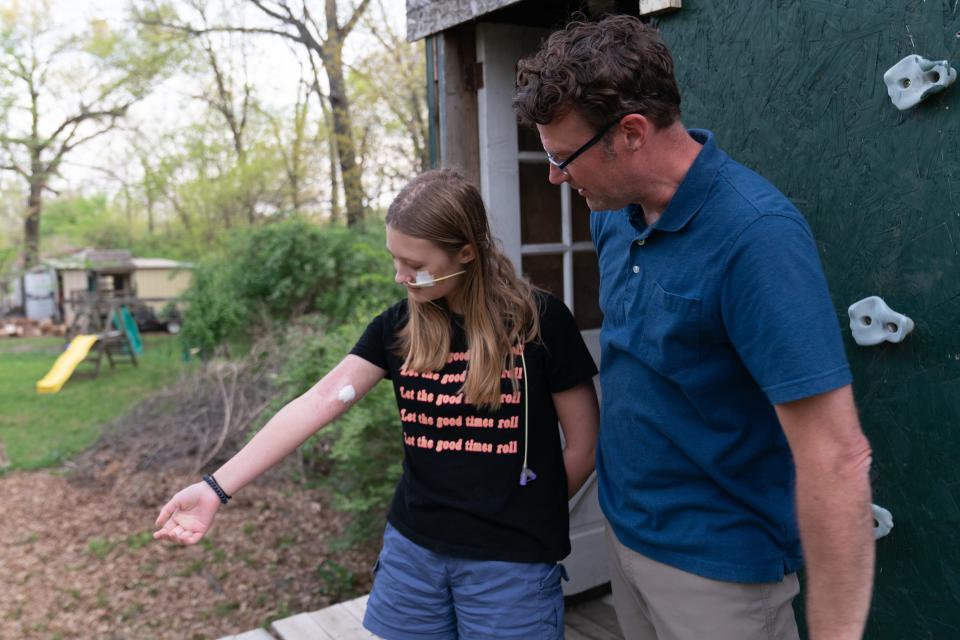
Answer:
[
  {"left": 57, "top": 119, "right": 126, "bottom": 160},
  {"left": 0, "top": 135, "right": 36, "bottom": 148},
  {"left": 247, "top": 0, "right": 296, "bottom": 25},
  {"left": 341, "top": 0, "right": 372, "bottom": 39},
  {"left": 45, "top": 104, "right": 132, "bottom": 146},
  {"left": 0, "top": 162, "right": 30, "bottom": 179},
  {"left": 141, "top": 15, "right": 298, "bottom": 45}
]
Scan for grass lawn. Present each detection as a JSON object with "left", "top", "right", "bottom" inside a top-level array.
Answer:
[{"left": 0, "top": 333, "right": 189, "bottom": 470}]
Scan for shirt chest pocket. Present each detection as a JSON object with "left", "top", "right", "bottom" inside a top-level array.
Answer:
[{"left": 638, "top": 283, "right": 701, "bottom": 375}]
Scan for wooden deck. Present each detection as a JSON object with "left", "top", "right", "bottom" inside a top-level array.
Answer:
[{"left": 218, "top": 590, "right": 624, "bottom": 640}]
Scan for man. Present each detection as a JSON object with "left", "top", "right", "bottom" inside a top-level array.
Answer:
[{"left": 514, "top": 15, "right": 874, "bottom": 640}]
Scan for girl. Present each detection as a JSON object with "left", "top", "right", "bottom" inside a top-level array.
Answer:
[{"left": 154, "top": 169, "right": 600, "bottom": 640}]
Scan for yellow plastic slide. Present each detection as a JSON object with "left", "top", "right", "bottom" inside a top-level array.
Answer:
[{"left": 36, "top": 334, "right": 99, "bottom": 394}]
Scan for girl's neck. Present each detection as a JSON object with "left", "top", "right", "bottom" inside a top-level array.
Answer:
[{"left": 444, "top": 293, "right": 464, "bottom": 315}]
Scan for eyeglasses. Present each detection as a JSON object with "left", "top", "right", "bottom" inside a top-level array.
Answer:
[{"left": 546, "top": 113, "right": 631, "bottom": 174}]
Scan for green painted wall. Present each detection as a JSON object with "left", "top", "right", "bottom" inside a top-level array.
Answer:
[{"left": 659, "top": 2, "right": 960, "bottom": 638}]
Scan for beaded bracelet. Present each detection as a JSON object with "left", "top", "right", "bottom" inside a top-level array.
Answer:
[{"left": 202, "top": 474, "right": 232, "bottom": 504}]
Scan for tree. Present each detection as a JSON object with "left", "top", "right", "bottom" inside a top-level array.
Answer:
[
  {"left": 141, "top": 0, "right": 372, "bottom": 226},
  {"left": 0, "top": 1, "right": 179, "bottom": 267},
  {"left": 129, "top": 120, "right": 286, "bottom": 253},
  {"left": 258, "top": 74, "right": 316, "bottom": 215},
  {"left": 183, "top": 0, "right": 260, "bottom": 223},
  {"left": 246, "top": 0, "right": 370, "bottom": 226},
  {"left": 350, "top": 0, "right": 428, "bottom": 202}
]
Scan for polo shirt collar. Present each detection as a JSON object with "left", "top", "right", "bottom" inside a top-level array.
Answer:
[{"left": 650, "top": 128, "right": 724, "bottom": 233}]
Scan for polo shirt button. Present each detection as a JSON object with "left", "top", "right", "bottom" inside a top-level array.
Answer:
[
  {"left": 632, "top": 265, "right": 640, "bottom": 274},
  {"left": 636, "top": 239, "right": 645, "bottom": 246}
]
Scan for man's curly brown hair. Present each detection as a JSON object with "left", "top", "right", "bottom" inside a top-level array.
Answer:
[{"left": 514, "top": 14, "right": 681, "bottom": 132}]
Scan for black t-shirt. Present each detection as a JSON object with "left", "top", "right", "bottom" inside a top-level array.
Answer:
[{"left": 350, "top": 292, "right": 597, "bottom": 563}]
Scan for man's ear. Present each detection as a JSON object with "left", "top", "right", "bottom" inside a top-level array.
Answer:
[
  {"left": 458, "top": 244, "right": 476, "bottom": 265},
  {"left": 620, "top": 113, "right": 652, "bottom": 151}
]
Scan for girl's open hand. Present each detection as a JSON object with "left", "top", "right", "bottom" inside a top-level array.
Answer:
[{"left": 153, "top": 482, "right": 222, "bottom": 545}]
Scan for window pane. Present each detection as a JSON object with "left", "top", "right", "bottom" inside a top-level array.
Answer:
[
  {"left": 571, "top": 190, "right": 592, "bottom": 242},
  {"left": 521, "top": 253, "right": 563, "bottom": 300},
  {"left": 573, "top": 250, "right": 602, "bottom": 330},
  {"left": 517, "top": 122, "right": 542, "bottom": 152},
  {"left": 519, "top": 162, "right": 561, "bottom": 244}
]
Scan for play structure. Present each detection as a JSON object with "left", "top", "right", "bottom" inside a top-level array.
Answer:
[
  {"left": 36, "top": 334, "right": 100, "bottom": 394},
  {"left": 35, "top": 296, "right": 144, "bottom": 394},
  {"left": 36, "top": 254, "right": 145, "bottom": 394}
]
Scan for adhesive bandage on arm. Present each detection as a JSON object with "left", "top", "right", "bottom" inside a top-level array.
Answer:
[{"left": 338, "top": 384, "right": 356, "bottom": 403}]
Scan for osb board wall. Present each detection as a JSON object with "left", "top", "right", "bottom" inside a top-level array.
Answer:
[
  {"left": 406, "top": 0, "right": 524, "bottom": 41},
  {"left": 661, "top": 2, "right": 960, "bottom": 638}
]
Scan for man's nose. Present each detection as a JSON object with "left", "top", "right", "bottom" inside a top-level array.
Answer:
[{"left": 548, "top": 163, "right": 568, "bottom": 185}]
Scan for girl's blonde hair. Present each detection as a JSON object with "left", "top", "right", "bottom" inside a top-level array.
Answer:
[{"left": 387, "top": 169, "right": 541, "bottom": 410}]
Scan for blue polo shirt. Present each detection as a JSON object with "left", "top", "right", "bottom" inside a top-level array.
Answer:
[{"left": 592, "top": 129, "right": 852, "bottom": 583}]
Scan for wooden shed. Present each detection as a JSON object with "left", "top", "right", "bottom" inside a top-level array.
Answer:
[
  {"left": 131, "top": 258, "right": 194, "bottom": 314},
  {"left": 49, "top": 250, "right": 193, "bottom": 326},
  {"left": 407, "top": 0, "right": 960, "bottom": 635}
]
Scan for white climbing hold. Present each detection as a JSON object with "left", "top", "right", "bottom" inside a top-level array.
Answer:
[
  {"left": 873, "top": 504, "right": 894, "bottom": 540},
  {"left": 883, "top": 55, "right": 957, "bottom": 110},
  {"left": 848, "top": 296, "right": 914, "bottom": 346}
]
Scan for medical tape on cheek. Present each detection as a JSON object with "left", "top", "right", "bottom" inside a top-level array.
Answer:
[{"left": 414, "top": 270, "right": 436, "bottom": 287}]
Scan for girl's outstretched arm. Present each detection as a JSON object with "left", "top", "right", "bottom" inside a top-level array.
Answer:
[
  {"left": 154, "top": 354, "right": 386, "bottom": 545},
  {"left": 553, "top": 381, "right": 600, "bottom": 498}
]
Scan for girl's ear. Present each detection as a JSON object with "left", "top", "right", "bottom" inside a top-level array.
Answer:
[{"left": 458, "top": 244, "right": 476, "bottom": 265}]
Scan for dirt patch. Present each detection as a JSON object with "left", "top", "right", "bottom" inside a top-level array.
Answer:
[
  {"left": 1, "top": 333, "right": 380, "bottom": 638},
  {"left": 0, "top": 468, "right": 377, "bottom": 640}
]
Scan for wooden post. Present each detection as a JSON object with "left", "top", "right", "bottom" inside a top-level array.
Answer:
[{"left": 439, "top": 24, "right": 481, "bottom": 188}]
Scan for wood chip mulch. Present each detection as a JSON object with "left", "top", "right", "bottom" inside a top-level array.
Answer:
[{"left": 0, "top": 469, "right": 377, "bottom": 640}]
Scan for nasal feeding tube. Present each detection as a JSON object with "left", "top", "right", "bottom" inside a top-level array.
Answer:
[
  {"left": 407, "top": 269, "right": 466, "bottom": 288},
  {"left": 518, "top": 348, "right": 536, "bottom": 486}
]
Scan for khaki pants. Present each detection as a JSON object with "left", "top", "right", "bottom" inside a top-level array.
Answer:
[{"left": 605, "top": 525, "right": 801, "bottom": 640}]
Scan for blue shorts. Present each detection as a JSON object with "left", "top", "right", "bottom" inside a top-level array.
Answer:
[{"left": 362, "top": 522, "right": 567, "bottom": 640}]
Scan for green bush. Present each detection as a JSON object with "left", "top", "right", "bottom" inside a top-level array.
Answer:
[
  {"left": 180, "top": 218, "right": 397, "bottom": 356},
  {"left": 279, "top": 318, "right": 403, "bottom": 547},
  {"left": 178, "top": 217, "right": 403, "bottom": 545}
]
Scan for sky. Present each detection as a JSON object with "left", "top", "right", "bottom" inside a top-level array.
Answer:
[{"left": 20, "top": 0, "right": 408, "bottom": 195}]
